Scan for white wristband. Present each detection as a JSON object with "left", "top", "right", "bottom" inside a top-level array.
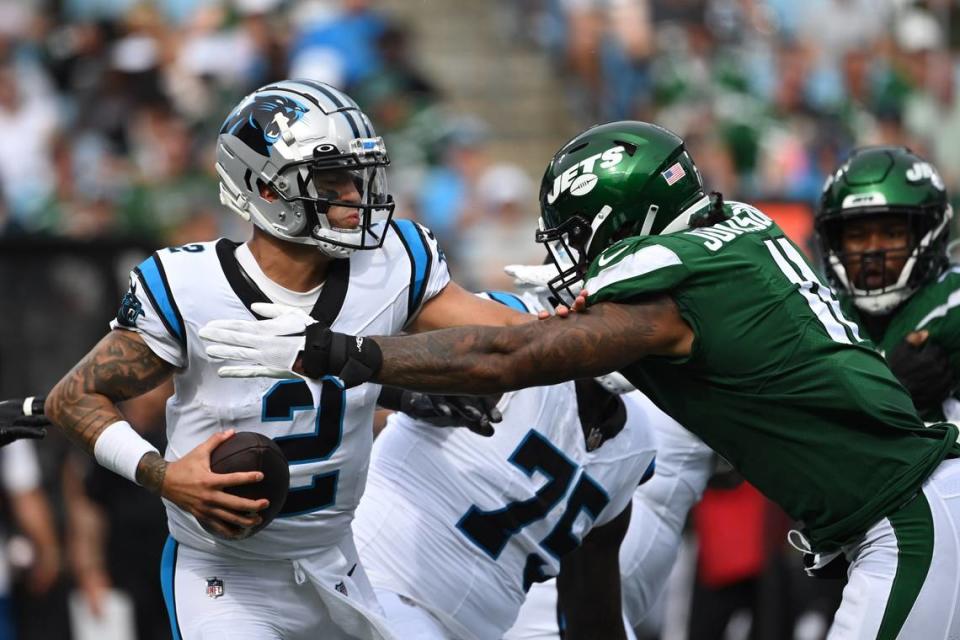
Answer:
[{"left": 93, "top": 421, "right": 160, "bottom": 484}]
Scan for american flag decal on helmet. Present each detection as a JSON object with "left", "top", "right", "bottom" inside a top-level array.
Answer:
[{"left": 661, "top": 162, "right": 686, "bottom": 186}]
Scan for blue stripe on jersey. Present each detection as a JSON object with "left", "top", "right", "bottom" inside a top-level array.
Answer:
[
  {"left": 137, "top": 255, "right": 184, "bottom": 343},
  {"left": 639, "top": 458, "right": 656, "bottom": 486},
  {"left": 486, "top": 291, "right": 529, "bottom": 313},
  {"left": 160, "top": 537, "right": 183, "bottom": 640},
  {"left": 393, "top": 220, "right": 430, "bottom": 312}
]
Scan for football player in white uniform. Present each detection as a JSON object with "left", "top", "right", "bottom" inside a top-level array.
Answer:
[
  {"left": 482, "top": 274, "right": 714, "bottom": 639},
  {"left": 353, "top": 338, "right": 657, "bottom": 639},
  {"left": 44, "top": 80, "right": 526, "bottom": 640},
  {"left": 504, "top": 373, "right": 713, "bottom": 640}
]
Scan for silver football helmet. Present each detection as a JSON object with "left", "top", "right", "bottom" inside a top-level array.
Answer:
[{"left": 216, "top": 79, "right": 395, "bottom": 258}]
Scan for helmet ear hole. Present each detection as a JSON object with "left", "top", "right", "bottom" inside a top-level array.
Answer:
[
  {"left": 569, "top": 220, "right": 591, "bottom": 248},
  {"left": 256, "top": 179, "right": 280, "bottom": 203},
  {"left": 613, "top": 140, "right": 638, "bottom": 156}
]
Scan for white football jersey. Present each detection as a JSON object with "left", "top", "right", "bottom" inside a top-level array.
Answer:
[
  {"left": 353, "top": 386, "right": 657, "bottom": 640},
  {"left": 620, "top": 413, "right": 712, "bottom": 625},
  {"left": 109, "top": 219, "right": 449, "bottom": 560},
  {"left": 506, "top": 411, "right": 713, "bottom": 639}
]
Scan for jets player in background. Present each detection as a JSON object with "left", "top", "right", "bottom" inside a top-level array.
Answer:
[
  {"left": 354, "top": 315, "right": 656, "bottom": 639},
  {"left": 43, "top": 80, "right": 526, "bottom": 640},
  {"left": 209, "top": 121, "right": 960, "bottom": 639},
  {"left": 816, "top": 146, "right": 959, "bottom": 422}
]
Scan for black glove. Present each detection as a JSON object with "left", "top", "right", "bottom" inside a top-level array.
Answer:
[
  {"left": 400, "top": 392, "right": 502, "bottom": 437},
  {"left": 0, "top": 396, "right": 48, "bottom": 446},
  {"left": 887, "top": 337, "right": 956, "bottom": 414},
  {"left": 301, "top": 324, "right": 382, "bottom": 387}
]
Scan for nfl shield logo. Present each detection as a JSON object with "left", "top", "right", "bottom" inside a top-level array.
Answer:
[{"left": 205, "top": 577, "right": 224, "bottom": 599}]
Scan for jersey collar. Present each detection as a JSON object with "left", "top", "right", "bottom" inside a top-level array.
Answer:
[{"left": 215, "top": 238, "right": 350, "bottom": 325}]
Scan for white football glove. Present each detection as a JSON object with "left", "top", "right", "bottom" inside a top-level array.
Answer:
[
  {"left": 502, "top": 263, "right": 583, "bottom": 313},
  {"left": 199, "top": 303, "right": 315, "bottom": 379},
  {"left": 503, "top": 263, "right": 563, "bottom": 290}
]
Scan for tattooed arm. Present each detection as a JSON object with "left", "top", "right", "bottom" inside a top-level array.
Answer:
[
  {"left": 46, "top": 331, "right": 173, "bottom": 490},
  {"left": 407, "top": 280, "right": 533, "bottom": 332},
  {"left": 373, "top": 295, "right": 693, "bottom": 394},
  {"left": 46, "top": 331, "right": 269, "bottom": 538}
]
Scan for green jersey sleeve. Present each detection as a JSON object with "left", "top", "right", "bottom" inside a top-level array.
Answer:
[
  {"left": 860, "top": 265, "right": 960, "bottom": 421},
  {"left": 584, "top": 236, "right": 692, "bottom": 304},
  {"left": 914, "top": 268, "right": 960, "bottom": 373}
]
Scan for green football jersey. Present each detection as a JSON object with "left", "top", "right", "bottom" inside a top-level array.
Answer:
[
  {"left": 840, "top": 266, "right": 960, "bottom": 423},
  {"left": 584, "top": 201, "right": 960, "bottom": 551}
]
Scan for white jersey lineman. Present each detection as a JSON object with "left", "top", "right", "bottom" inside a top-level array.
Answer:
[
  {"left": 353, "top": 384, "right": 657, "bottom": 640},
  {"left": 111, "top": 219, "right": 448, "bottom": 639},
  {"left": 506, "top": 410, "right": 713, "bottom": 639}
]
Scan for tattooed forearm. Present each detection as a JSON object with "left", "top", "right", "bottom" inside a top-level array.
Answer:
[
  {"left": 135, "top": 451, "right": 168, "bottom": 494},
  {"left": 46, "top": 331, "right": 174, "bottom": 454},
  {"left": 375, "top": 297, "right": 687, "bottom": 394}
]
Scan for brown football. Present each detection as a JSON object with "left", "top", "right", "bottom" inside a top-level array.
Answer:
[{"left": 201, "top": 431, "right": 289, "bottom": 539}]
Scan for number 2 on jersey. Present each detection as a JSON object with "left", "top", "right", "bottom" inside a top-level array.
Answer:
[
  {"left": 456, "top": 430, "right": 610, "bottom": 573},
  {"left": 261, "top": 377, "right": 344, "bottom": 516}
]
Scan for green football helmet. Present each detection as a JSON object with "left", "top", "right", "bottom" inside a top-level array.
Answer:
[
  {"left": 816, "top": 146, "right": 953, "bottom": 315},
  {"left": 535, "top": 121, "right": 708, "bottom": 302}
]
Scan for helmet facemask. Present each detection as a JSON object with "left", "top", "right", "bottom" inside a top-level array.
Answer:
[
  {"left": 267, "top": 139, "right": 394, "bottom": 258},
  {"left": 819, "top": 205, "right": 952, "bottom": 315},
  {"left": 258, "top": 139, "right": 395, "bottom": 257},
  {"left": 536, "top": 213, "right": 597, "bottom": 306}
]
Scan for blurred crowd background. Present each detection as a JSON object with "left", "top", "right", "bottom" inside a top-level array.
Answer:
[{"left": 0, "top": 0, "right": 957, "bottom": 639}]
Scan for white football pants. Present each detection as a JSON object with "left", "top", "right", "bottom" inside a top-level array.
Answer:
[
  {"left": 828, "top": 457, "right": 960, "bottom": 639},
  {"left": 160, "top": 533, "right": 395, "bottom": 640}
]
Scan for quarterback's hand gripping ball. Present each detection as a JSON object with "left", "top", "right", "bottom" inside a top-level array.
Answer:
[{"left": 199, "top": 431, "right": 289, "bottom": 540}]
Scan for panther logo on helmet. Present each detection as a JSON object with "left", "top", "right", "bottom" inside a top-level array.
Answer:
[
  {"left": 216, "top": 80, "right": 396, "bottom": 258},
  {"left": 221, "top": 94, "right": 307, "bottom": 157}
]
